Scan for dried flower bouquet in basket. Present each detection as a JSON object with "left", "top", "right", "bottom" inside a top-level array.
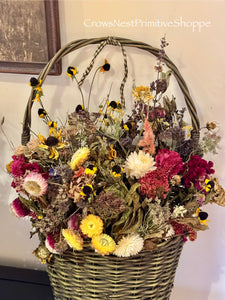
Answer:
[{"left": 7, "top": 37, "right": 225, "bottom": 263}]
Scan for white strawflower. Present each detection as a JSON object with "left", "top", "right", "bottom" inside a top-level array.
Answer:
[
  {"left": 124, "top": 150, "right": 156, "bottom": 179},
  {"left": 113, "top": 234, "right": 144, "bottom": 257},
  {"left": 171, "top": 205, "right": 187, "bottom": 218}
]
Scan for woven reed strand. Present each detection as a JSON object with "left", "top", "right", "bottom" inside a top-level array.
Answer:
[{"left": 47, "top": 236, "right": 183, "bottom": 300}]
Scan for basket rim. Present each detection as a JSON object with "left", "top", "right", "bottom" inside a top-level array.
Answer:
[{"left": 47, "top": 235, "right": 184, "bottom": 262}]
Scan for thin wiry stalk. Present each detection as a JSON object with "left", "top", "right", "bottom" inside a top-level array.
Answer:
[
  {"left": 87, "top": 67, "right": 101, "bottom": 110},
  {"left": 74, "top": 76, "right": 85, "bottom": 108}
]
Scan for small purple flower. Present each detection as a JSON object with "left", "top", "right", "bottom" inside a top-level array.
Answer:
[{"left": 195, "top": 194, "right": 205, "bottom": 206}]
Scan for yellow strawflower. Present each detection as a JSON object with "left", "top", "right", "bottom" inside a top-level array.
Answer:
[
  {"left": 92, "top": 234, "right": 116, "bottom": 255},
  {"left": 69, "top": 147, "right": 90, "bottom": 170},
  {"left": 62, "top": 229, "right": 83, "bottom": 251},
  {"left": 80, "top": 214, "right": 103, "bottom": 238}
]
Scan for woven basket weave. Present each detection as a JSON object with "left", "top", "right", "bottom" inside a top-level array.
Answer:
[
  {"left": 47, "top": 236, "right": 184, "bottom": 300},
  {"left": 21, "top": 37, "right": 199, "bottom": 299}
]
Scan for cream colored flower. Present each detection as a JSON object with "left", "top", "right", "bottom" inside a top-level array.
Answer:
[
  {"left": 124, "top": 150, "right": 156, "bottom": 179},
  {"left": 69, "top": 147, "right": 90, "bottom": 170},
  {"left": 23, "top": 172, "right": 48, "bottom": 197},
  {"left": 164, "top": 225, "right": 175, "bottom": 239},
  {"left": 171, "top": 205, "right": 187, "bottom": 218},
  {"left": 113, "top": 234, "right": 144, "bottom": 257}
]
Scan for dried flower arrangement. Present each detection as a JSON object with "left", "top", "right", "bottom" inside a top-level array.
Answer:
[{"left": 6, "top": 37, "right": 225, "bottom": 263}]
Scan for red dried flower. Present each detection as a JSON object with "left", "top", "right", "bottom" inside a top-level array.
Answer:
[
  {"left": 170, "top": 221, "right": 186, "bottom": 235},
  {"left": 139, "top": 167, "right": 170, "bottom": 199}
]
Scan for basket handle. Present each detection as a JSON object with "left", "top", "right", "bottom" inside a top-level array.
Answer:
[{"left": 21, "top": 36, "right": 200, "bottom": 145}]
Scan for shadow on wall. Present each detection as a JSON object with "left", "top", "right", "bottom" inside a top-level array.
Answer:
[{"left": 171, "top": 286, "right": 225, "bottom": 300}]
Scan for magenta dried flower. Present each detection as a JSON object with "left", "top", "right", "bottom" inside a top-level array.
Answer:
[
  {"left": 68, "top": 214, "right": 81, "bottom": 231},
  {"left": 45, "top": 234, "right": 58, "bottom": 254},
  {"left": 10, "top": 197, "right": 30, "bottom": 218},
  {"left": 10, "top": 155, "right": 47, "bottom": 179},
  {"left": 155, "top": 149, "right": 183, "bottom": 179},
  {"left": 10, "top": 155, "right": 26, "bottom": 177},
  {"left": 182, "top": 155, "right": 215, "bottom": 190}
]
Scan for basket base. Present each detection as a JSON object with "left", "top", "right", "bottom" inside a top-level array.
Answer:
[{"left": 47, "top": 237, "right": 184, "bottom": 300}]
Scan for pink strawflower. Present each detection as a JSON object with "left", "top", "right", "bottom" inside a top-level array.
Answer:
[
  {"left": 139, "top": 167, "right": 170, "bottom": 199},
  {"left": 45, "top": 234, "right": 58, "bottom": 254},
  {"left": 68, "top": 214, "right": 81, "bottom": 231},
  {"left": 155, "top": 149, "right": 183, "bottom": 179},
  {"left": 138, "top": 118, "right": 155, "bottom": 155},
  {"left": 23, "top": 172, "right": 48, "bottom": 197},
  {"left": 10, "top": 197, "right": 30, "bottom": 218},
  {"left": 182, "top": 155, "right": 215, "bottom": 189}
]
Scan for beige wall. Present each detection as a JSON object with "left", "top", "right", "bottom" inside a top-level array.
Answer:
[{"left": 0, "top": 1, "right": 225, "bottom": 299}]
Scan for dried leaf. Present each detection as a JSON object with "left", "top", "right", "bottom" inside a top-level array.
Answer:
[
  {"left": 177, "top": 217, "right": 208, "bottom": 231},
  {"left": 144, "top": 239, "right": 157, "bottom": 251},
  {"left": 185, "top": 200, "right": 199, "bottom": 211},
  {"left": 125, "top": 182, "right": 140, "bottom": 206},
  {"left": 112, "top": 206, "right": 133, "bottom": 233},
  {"left": 122, "top": 208, "right": 143, "bottom": 234},
  {"left": 19, "top": 194, "right": 42, "bottom": 215},
  {"left": 144, "top": 230, "right": 165, "bottom": 240}
]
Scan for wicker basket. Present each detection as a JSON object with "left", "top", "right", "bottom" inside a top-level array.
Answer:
[
  {"left": 47, "top": 236, "right": 184, "bottom": 300},
  {"left": 21, "top": 37, "right": 200, "bottom": 300}
]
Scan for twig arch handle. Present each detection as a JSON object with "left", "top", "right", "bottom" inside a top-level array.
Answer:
[{"left": 21, "top": 36, "right": 200, "bottom": 145}]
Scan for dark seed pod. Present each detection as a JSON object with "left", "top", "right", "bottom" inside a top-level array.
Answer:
[
  {"left": 102, "top": 62, "right": 110, "bottom": 71},
  {"left": 109, "top": 101, "right": 117, "bottom": 109},
  {"left": 75, "top": 105, "right": 84, "bottom": 113},
  {"left": 199, "top": 211, "right": 208, "bottom": 221},
  {"left": 45, "top": 136, "right": 59, "bottom": 147},
  {"left": 29, "top": 77, "right": 39, "bottom": 87},
  {"left": 38, "top": 108, "right": 47, "bottom": 118}
]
